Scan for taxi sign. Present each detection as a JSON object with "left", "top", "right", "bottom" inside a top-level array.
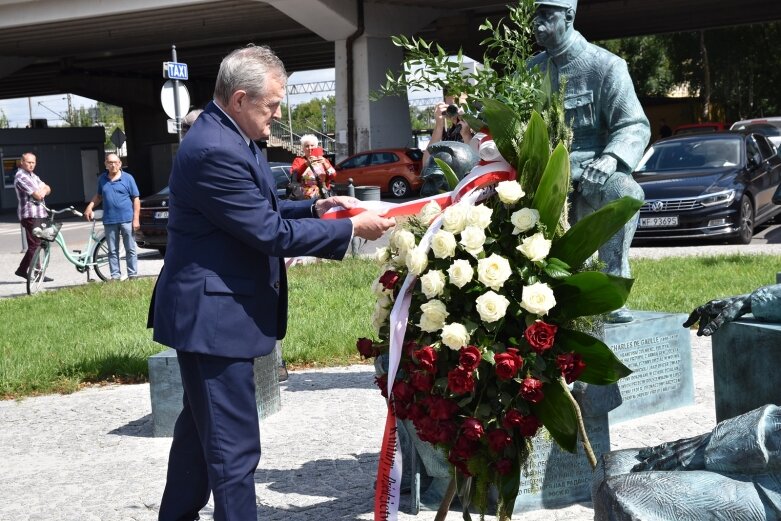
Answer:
[{"left": 163, "top": 61, "right": 188, "bottom": 81}]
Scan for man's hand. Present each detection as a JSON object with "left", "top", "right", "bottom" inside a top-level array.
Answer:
[
  {"left": 84, "top": 208, "right": 94, "bottom": 221},
  {"left": 581, "top": 155, "right": 618, "bottom": 185},
  {"left": 682, "top": 294, "right": 752, "bottom": 336},
  {"left": 132, "top": 218, "right": 140, "bottom": 232},
  {"left": 314, "top": 196, "right": 360, "bottom": 216},
  {"left": 350, "top": 211, "right": 395, "bottom": 241}
]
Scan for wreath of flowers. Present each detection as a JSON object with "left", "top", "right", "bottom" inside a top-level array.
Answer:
[{"left": 357, "top": 100, "right": 642, "bottom": 519}]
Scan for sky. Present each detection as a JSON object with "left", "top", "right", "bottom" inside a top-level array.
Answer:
[{"left": 0, "top": 66, "right": 449, "bottom": 128}]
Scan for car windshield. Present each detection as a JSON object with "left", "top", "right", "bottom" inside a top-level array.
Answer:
[
  {"left": 635, "top": 137, "right": 741, "bottom": 172},
  {"left": 731, "top": 120, "right": 781, "bottom": 134},
  {"left": 157, "top": 186, "right": 170, "bottom": 195}
]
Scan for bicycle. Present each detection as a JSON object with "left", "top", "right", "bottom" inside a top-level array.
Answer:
[{"left": 26, "top": 203, "right": 111, "bottom": 295}]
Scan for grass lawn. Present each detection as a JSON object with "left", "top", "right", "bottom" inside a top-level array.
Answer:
[{"left": 1, "top": 253, "right": 778, "bottom": 399}]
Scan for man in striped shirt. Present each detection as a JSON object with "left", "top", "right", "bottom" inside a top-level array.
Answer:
[{"left": 14, "top": 152, "right": 52, "bottom": 281}]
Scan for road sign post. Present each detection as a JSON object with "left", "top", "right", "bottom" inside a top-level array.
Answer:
[{"left": 162, "top": 46, "right": 188, "bottom": 142}]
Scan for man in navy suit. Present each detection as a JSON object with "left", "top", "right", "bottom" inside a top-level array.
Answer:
[{"left": 152, "top": 44, "right": 394, "bottom": 521}]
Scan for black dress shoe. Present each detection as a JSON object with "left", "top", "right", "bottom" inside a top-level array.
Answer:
[{"left": 43, "top": 276, "right": 54, "bottom": 282}]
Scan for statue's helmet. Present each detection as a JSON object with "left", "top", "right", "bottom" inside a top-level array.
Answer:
[{"left": 534, "top": 0, "right": 577, "bottom": 13}]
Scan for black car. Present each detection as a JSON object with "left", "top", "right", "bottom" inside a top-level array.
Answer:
[
  {"left": 632, "top": 131, "right": 781, "bottom": 244},
  {"left": 135, "top": 162, "right": 293, "bottom": 255}
]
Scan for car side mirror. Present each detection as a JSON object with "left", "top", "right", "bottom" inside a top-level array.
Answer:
[{"left": 748, "top": 152, "right": 762, "bottom": 167}]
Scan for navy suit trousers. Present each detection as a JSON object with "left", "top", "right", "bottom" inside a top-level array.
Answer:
[{"left": 159, "top": 352, "right": 260, "bottom": 521}]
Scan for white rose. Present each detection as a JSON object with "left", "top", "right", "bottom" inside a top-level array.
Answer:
[
  {"left": 374, "top": 246, "right": 390, "bottom": 262},
  {"left": 447, "top": 259, "right": 474, "bottom": 288},
  {"left": 391, "top": 253, "right": 406, "bottom": 268},
  {"left": 441, "top": 322, "right": 470, "bottom": 350},
  {"left": 406, "top": 247, "right": 429, "bottom": 276},
  {"left": 517, "top": 232, "right": 552, "bottom": 262},
  {"left": 511, "top": 208, "right": 540, "bottom": 235},
  {"left": 372, "top": 276, "right": 391, "bottom": 296},
  {"left": 479, "top": 140, "right": 502, "bottom": 162},
  {"left": 431, "top": 229, "right": 457, "bottom": 259},
  {"left": 475, "top": 290, "right": 510, "bottom": 323},
  {"left": 420, "top": 270, "right": 446, "bottom": 299},
  {"left": 441, "top": 203, "right": 469, "bottom": 234},
  {"left": 418, "top": 200, "right": 442, "bottom": 223},
  {"left": 419, "top": 299, "right": 449, "bottom": 333},
  {"left": 459, "top": 226, "right": 486, "bottom": 257},
  {"left": 495, "top": 180, "right": 525, "bottom": 205},
  {"left": 372, "top": 297, "right": 392, "bottom": 332},
  {"left": 466, "top": 204, "right": 493, "bottom": 229},
  {"left": 477, "top": 254, "right": 513, "bottom": 291},
  {"left": 520, "top": 282, "right": 557, "bottom": 316},
  {"left": 392, "top": 229, "right": 416, "bottom": 256}
]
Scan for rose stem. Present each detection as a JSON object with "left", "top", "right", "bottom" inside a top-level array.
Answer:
[{"left": 559, "top": 377, "right": 597, "bottom": 469}]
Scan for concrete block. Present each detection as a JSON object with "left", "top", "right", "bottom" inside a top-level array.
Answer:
[
  {"left": 606, "top": 311, "right": 694, "bottom": 423},
  {"left": 148, "top": 343, "right": 283, "bottom": 437},
  {"left": 711, "top": 316, "right": 781, "bottom": 422}
]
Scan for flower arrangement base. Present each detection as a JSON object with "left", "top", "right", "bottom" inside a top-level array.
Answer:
[
  {"left": 711, "top": 315, "right": 781, "bottom": 422},
  {"left": 147, "top": 345, "right": 282, "bottom": 437},
  {"left": 604, "top": 311, "right": 695, "bottom": 424}
]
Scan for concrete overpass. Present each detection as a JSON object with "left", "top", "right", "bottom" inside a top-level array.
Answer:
[{"left": 0, "top": 0, "right": 777, "bottom": 194}]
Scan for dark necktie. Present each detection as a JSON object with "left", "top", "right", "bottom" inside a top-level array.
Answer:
[{"left": 249, "top": 141, "right": 260, "bottom": 165}]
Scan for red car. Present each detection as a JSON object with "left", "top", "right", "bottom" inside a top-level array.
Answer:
[{"left": 333, "top": 148, "right": 423, "bottom": 198}]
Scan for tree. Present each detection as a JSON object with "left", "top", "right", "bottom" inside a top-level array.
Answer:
[
  {"left": 0, "top": 108, "right": 8, "bottom": 128},
  {"left": 409, "top": 105, "right": 434, "bottom": 131},
  {"left": 93, "top": 102, "right": 125, "bottom": 150},
  {"left": 289, "top": 96, "right": 335, "bottom": 136},
  {"left": 598, "top": 35, "right": 675, "bottom": 98}
]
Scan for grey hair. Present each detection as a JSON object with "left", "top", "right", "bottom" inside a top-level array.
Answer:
[
  {"left": 214, "top": 44, "right": 287, "bottom": 105},
  {"left": 181, "top": 108, "right": 203, "bottom": 136},
  {"left": 300, "top": 134, "right": 319, "bottom": 147}
]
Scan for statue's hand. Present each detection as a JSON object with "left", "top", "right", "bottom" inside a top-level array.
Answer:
[
  {"left": 682, "top": 295, "right": 751, "bottom": 336},
  {"left": 581, "top": 155, "right": 618, "bottom": 185},
  {"left": 632, "top": 432, "right": 712, "bottom": 472}
]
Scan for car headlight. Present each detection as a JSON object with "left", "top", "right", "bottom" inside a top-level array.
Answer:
[{"left": 698, "top": 189, "right": 735, "bottom": 207}]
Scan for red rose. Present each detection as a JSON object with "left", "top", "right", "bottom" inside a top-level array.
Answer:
[
  {"left": 524, "top": 321, "right": 558, "bottom": 354},
  {"left": 519, "top": 377, "right": 544, "bottom": 403},
  {"left": 517, "top": 414, "right": 541, "bottom": 437},
  {"left": 392, "top": 380, "right": 415, "bottom": 405},
  {"left": 556, "top": 352, "right": 587, "bottom": 384},
  {"left": 375, "top": 374, "right": 388, "bottom": 399},
  {"left": 415, "top": 416, "right": 438, "bottom": 443},
  {"left": 403, "top": 341, "right": 419, "bottom": 359},
  {"left": 451, "top": 435, "right": 479, "bottom": 459},
  {"left": 448, "top": 452, "right": 472, "bottom": 476},
  {"left": 487, "top": 429, "right": 512, "bottom": 452},
  {"left": 408, "top": 403, "right": 426, "bottom": 422},
  {"left": 410, "top": 370, "right": 434, "bottom": 392},
  {"left": 502, "top": 409, "right": 524, "bottom": 430},
  {"left": 433, "top": 421, "right": 458, "bottom": 444},
  {"left": 495, "top": 458, "right": 513, "bottom": 475},
  {"left": 414, "top": 345, "right": 438, "bottom": 374},
  {"left": 458, "top": 345, "right": 482, "bottom": 371},
  {"left": 448, "top": 366, "right": 476, "bottom": 395},
  {"left": 462, "top": 417, "right": 485, "bottom": 441},
  {"left": 394, "top": 401, "right": 411, "bottom": 420},
  {"left": 356, "top": 337, "right": 377, "bottom": 358},
  {"left": 494, "top": 347, "right": 523, "bottom": 380},
  {"left": 379, "top": 270, "right": 400, "bottom": 290},
  {"left": 424, "top": 396, "right": 460, "bottom": 420}
]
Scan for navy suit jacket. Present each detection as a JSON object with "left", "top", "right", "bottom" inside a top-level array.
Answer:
[{"left": 152, "top": 101, "right": 352, "bottom": 358}]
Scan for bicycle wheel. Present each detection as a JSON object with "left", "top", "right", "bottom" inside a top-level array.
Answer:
[
  {"left": 92, "top": 236, "right": 110, "bottom": 281},
  {"left": 27, "top": 244, "right": 50, "bottom": 295}
]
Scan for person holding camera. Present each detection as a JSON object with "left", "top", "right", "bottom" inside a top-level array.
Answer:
[
  {"left": 422, "top": 94, "right": 474, "bottom": 168},
  {"left": 291, "top": 134, "right": 336, "bottom": 199}
]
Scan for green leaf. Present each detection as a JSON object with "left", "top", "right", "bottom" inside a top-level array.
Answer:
[
  {"left": 549, "top": 196, "right": 643, "bottom": 268},
  {"left": 543, "top": 262, "right": 571, "bottom": 280},
  {"left": 433, "top": 158, "right": 460, "bottom": 191},
  {"left": 530, "top": 143, "right": 570, "bottom": 239},
  {"left": 498, "top": 462, "right": 521, "bottom": 517},
  {"left": 517, "top": 111, "right": 549, "bottom": 193},
  {"left": 552, "top": 272, "right": 634, "bottom": 320},
  {"left": 556, "top": 328, "right": 632, "bottom": 384},
  {"left": 461, "top": 113, "right": 486, "bottom": 134},
  {"left": 531, "top": 381, "right": 578, "bottom": 452},
  {"left": 480, "top": 98, "right": 523, "bottom": 166}
]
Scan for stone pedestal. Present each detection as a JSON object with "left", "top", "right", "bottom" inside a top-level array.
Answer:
[
  {"left": 606, "top": 311, "right": 694, "bottom": 423},
  {"left": 712, "top": 316, "right": 781, "bottom": 422},
  {"left": 148, "top": 343, "right": 283, "bottom": 437}
]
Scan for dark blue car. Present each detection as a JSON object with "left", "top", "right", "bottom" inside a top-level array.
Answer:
[{"left": 632, "top": 131, "right": 781, "bottom": 244}]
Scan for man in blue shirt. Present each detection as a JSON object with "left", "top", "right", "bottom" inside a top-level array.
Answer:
[{"left": 83, "top": 153, "right": 141, "bottom": 279}]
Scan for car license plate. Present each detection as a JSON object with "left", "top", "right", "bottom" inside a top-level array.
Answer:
[
  {"left": 154, "top": 211, "right": 169, "bottom": 219},
  {"left": 640, "top": 216, "right": 678, "bottom": 227}
]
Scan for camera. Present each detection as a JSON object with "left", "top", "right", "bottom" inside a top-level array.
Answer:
[{"left": 442, "top": 104, "right": 459, "bottom": 117}]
